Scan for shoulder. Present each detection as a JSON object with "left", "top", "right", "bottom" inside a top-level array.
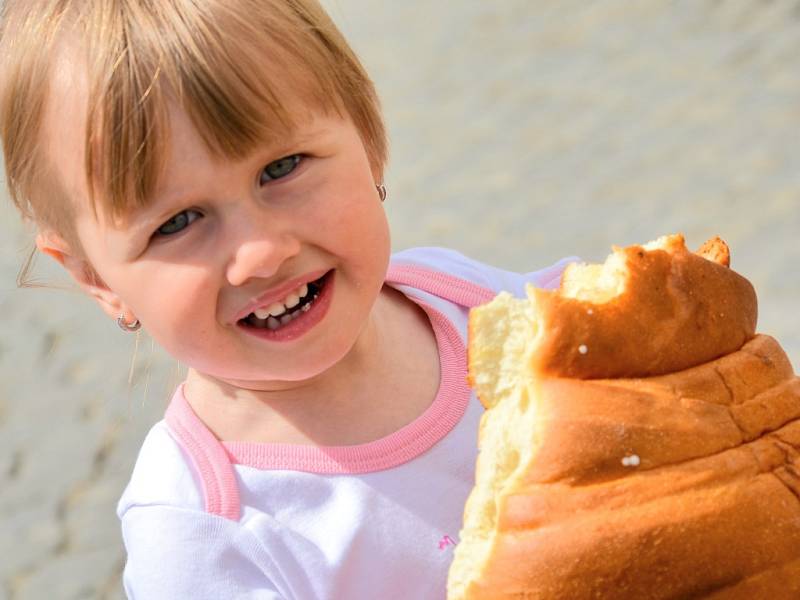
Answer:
[
  {"left": 117, "top": 420, "right": 204, "bottom": 518},
  {"left": 119, "top": 502, "right": 286, "bottom": 599},
  {"left": 389, "top": 246, "right": 580, "bottom": 299},
  {"left": 390, "top": 246, "right": 501, "bottom": 281},
  {"left": 117, "top": 423, "right": 288, "bottom": 597}
]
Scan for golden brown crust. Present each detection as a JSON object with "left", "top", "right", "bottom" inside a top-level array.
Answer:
[
  {"left": 526, "top": 235, "right": 757, "bottom": 379},
  {"left": 696, "top": 235, "right": 731, "bottom": 267},
  {"left": 454, "top": 337, "right": 800, "bottom": 599},
  {"left": 449, "top": 235, "right": 799, "bottom": 600}
]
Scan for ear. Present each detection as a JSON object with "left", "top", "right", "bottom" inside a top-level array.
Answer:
[{"left": 35, "top": 230, "right": 127, "bottom": 321}]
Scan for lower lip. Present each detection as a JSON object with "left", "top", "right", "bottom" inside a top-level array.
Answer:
[{"left": 238, "top": 270, "right": 335, "bottom": 342}]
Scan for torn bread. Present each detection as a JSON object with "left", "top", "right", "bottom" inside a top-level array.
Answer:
[{"left": 448, "top": 234, "right": 800, "bottom": 600}]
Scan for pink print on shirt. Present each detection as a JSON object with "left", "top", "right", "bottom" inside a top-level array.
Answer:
[{"left": 438, "top": 535, "right": 457, "bottom": 550}]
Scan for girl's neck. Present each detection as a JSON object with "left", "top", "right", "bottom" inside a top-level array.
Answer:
[{"left": 182, "top": 284, "right": 439, "bottom": 445}]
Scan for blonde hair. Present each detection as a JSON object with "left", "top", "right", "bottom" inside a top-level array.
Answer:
[{"left": 0, "top": 0, "right": 387, "bottom": 251}]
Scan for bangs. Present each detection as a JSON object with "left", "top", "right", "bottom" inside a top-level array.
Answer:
[
  {"left": 1, "top": 0, "right": 386, "bottom": 237},
  {"left": 79, "top": 0, "right": 382, "bottom": 220}
]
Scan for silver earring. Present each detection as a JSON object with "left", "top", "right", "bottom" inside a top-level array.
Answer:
[
  {"left": 376, "top": 183, "right": 387, "bottom": 202},
  {"left": 117, "top": 314, "right": 141, "bottom": 332}
]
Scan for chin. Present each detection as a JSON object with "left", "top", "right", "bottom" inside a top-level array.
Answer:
[{"left": 235, "top": 344, "right": 354, "bottom": 385}]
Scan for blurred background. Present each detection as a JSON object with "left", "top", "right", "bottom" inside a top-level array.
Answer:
[{"left": 1, "top": 0, "right": 798, "bottom": 597}]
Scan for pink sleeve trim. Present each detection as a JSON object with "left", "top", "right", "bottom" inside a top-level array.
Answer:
[
  {"left": 385, "top": 264, "right": 496, "bottom": 308},
  {"left": 165, "top": 389, "right": 241, "bottom": 521}
]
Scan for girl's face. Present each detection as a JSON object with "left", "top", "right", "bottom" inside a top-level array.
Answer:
[{"left": 50, "top": 95, "right": 391, "bottom": 387}]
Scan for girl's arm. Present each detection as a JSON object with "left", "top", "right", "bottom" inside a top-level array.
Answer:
[{"left": 120, "top": 504, "right": 287, "bottom": 600}]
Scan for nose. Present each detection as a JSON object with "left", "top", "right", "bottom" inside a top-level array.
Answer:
[{"left": 225, "top": 223, "right": 302, "bottom": 287}]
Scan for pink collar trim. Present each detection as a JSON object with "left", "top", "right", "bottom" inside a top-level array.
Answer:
[
  {"left": 164, "top": 262, "right": 495, "bottom": 517},
  {"left": 222, "top": 301, "right": 463, "bottom": 473}
]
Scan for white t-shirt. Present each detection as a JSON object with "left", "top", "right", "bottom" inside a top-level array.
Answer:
[{"left": 117, "top": 247, "right": 576, "bottom": 599}]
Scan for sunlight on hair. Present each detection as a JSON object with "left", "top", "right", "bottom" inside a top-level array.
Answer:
[
  {"left": 1, "top": 0, "right": 387, "bottom": 235},
  {"left": 16, "top": 244, "right": 75, "bottom": 291},
  {"left": 127, "top": 329, "right": 141, "bottom": 391},
  {"left": 17, "top": 240, "right": 177, "bottom": 418}
]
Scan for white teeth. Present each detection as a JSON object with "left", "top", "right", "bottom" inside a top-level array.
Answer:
[
  {"left": 268, "top": 302, "right": 286, "bottom": 317},
  {"left": 250, "top": 281, "right": 316, "bottom": 321},
  {"left": 266, "top": 316, "right": 280, "bottom": 330},
  {"left": 284, "top": 293, "right": 300, "bottom": 309},
  {"left": 253, "top": 301, "right": 288, "bottom": 320}
]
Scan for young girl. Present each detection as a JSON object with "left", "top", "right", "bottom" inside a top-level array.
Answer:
[{"left": 0, "top": 1, "right": 575, "bottom": 598}]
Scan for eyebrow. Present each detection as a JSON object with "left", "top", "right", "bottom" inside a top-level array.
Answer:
[{"left": 124, "top": 125, "right": 332, "bottom": 238}]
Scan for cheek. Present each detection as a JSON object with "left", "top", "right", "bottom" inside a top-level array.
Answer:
[
  {"left": 135, "top": 278, "right": 223, "bottom": 370},
  {"left": 325, "top": 173, "right": 388, "bottom": 236},
  {"left": 332, "top": 194, "right": 390, "bottom": 266},
  {"left": 115, "top": 265, "right": 217, "bottom": 333}
]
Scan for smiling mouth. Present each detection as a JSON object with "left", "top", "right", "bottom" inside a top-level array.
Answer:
[{"left": 239, "top": 271, "right": 331, "bottom": 331}]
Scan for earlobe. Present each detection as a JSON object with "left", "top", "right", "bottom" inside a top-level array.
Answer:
[{"left": 70, "top": 261, "right": 126, "bottom": 321}]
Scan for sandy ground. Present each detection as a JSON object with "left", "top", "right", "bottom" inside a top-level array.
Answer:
[{"left": 1, "top": 1, "right": 798, "bottom": 598}]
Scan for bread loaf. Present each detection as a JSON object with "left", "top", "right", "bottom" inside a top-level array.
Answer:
[{"left": 447, "top": 234, "right": 800, "bottom": 599}]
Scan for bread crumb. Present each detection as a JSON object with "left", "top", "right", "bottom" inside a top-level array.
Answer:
[
  {"left": 587, "top": 308, "right": 594, "bottom": 315},
  {"left": 621, "top": 454, "right": 641, "bottom": 467},
  {"left": 578, "top": 344, "right": 588, "bottom": 355}
]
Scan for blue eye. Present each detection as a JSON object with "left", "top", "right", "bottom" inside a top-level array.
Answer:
[
  {"left": 260, "top": 155, "right": 301, "bottom": 185},
  {"left": 156, "top": 209, "right": 201, "bottom": 236}
]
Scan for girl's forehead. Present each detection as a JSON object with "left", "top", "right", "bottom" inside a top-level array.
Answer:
[
  {"left": 150, "top": 105, "right": 337, "bottom": 198},
  {"left": 2, "top": 0, "right": 385, "bottom": 241},
  {"left": 44, "top": 39, "right": 341, "bottom": 221}
]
